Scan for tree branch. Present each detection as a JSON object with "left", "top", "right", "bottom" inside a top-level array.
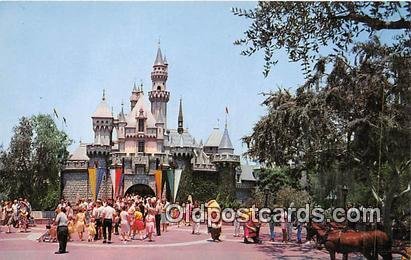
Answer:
[{"left": 335, "top": 13, "right": 411, "bottom": 30}]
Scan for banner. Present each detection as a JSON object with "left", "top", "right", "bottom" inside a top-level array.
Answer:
[
  {"left": 96, "top": 167, "right": 105, "bottom": 200},
  {"left": 167, "top": 169, "right": 174, "bottom": 202},
  {"left": 154, "top": 170, "right": 162, "bottom": 198},
  {"left": 88, "top": 167, "right": 97, "bottom": 201},
  {"left": 174, "top": 169, "right": 182, "bottom": 202},
  {"left": 109, "top": 168, "right": 116, "bottom": 199},
  {"left": 115, "top": 167, "right": 123, "bottom": 197}
]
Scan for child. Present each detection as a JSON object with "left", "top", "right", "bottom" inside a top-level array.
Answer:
[
  {"left": 233, "top": 208, "right": 241, "bottom": 237},
  {"left": 87, "top": 218, "right": 96, "bottom": 242},
  {"left": 145, "top": 208, "right": 155, "bottom": 242},
  {"left": 132, "top": 209, "right": 145, "bottom": 240},
  {"left": 67, "top": 216, "right": 75, "bottom": 242}
]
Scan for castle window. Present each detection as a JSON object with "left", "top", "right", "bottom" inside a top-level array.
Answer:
[
  {"left": 138, "top": 119, "right": 144, "bottom": 132},
  {"left": 138, "top": 141, "right": 145, "bottom": 153}
]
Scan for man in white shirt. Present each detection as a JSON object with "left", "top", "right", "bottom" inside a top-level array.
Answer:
[{"left": 101, "top": 200, "right": 116, "bottom": 244}]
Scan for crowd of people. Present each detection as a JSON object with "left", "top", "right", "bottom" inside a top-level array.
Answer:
[{"left": 0, "top": 198, "right": 32, "bottom": 233}]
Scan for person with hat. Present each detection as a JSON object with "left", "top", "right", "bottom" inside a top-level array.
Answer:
[{"left": 206, "top": 199, "right": 222, "bottom": 242}]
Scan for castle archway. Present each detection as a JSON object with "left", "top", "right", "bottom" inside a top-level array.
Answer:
[{"left": 125, "top": 184, "right": 155, "bottom": 198}]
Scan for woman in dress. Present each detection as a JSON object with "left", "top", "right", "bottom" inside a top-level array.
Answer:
[
  {"left": 160, "top": 199, "right": 169, "bottom": 232},
  {"left": 119, "top": 206, "right": 130, "bottom": 242},
  {"left": 75, "top": 207, "right": 86, "bottom": 241},
  {"left": 4, "top": 201, "right": 14, "bottom": 233},
  {"left": 145, "top": 208, "right": 155, "bottom": 242},
  {"left": 19, "top": 207, "right": 29, "bottom": 232}
]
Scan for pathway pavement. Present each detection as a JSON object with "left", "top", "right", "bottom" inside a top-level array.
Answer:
[{"left": 0, "top": 224, "right": 397, "bottom": 260}]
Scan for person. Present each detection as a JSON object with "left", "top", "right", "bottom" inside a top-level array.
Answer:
[
  {"left": 207, "top": 200, "right": 222, "bottom": 242},
  {"left": 154, "top": 199, "right": 162, "bottom": 236},
  {"left": 269, "top": 211, "right": 276, "bottom": 242},
  {"left": 233, "top": 207, "right": 241, "bottom": 237},
  {"left": 75, "top": 208, "right": 86, "bottom": 241},
  {"left": 145, "top": 208, "right": 156, "bottom": 242},
  {"left": 87, "top": 218, "right": 96, "bottom": 242},
  {"left": 4, "top": 201, "right": 14, "bottom": 233},
  {"left": 133, "top": 208, "right": 145, "bottom": 240},
  {"left": 19, "top": 207, "right": 29, "bottom": 233},
  {"left": 244, "top": 209, "right": 262, "bottom": 244},
  {"left": 192, "top": 200, "right": 201, "bottom": 235},
  {"left": 295, "top": 220, "right": 302, "bottom": 244},
  {"left": 92, "top": 200, "right": 103, "bottom": 240},
  {"left": 280, "top": 208, "right": 288, "bottom": 243},
  {"left": 67, "top": 216, "right": 75, "bottom": 242},
  {"left": 101, "top": 200, "right": 116, "bottom": 244},
  {"left": 160, "top": 199, "right": 169, "bottom": 232},
  {"left": 119, "top": 206, "right": 130, "bottom": 242},
  {"left": 54, "top": 207, "right": 68, "bottom": 254}
]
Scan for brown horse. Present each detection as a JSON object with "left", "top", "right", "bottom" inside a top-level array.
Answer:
[{"left": 307, "top": 222, "right": 392, "bottom": 260}]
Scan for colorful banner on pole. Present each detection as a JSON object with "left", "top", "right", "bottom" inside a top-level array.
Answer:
[
  {"left": 167, "top": 169, "right": 174, "bottom": 202},
  {"left": 116, "top": 167, "right": 123, "bottom": 197},
  {"left": 96, "top": 167, "right": 105, "bottom": 200},
  {"left": 88, "top": 167, "right": 97, "bottom": 201},
  {"left": 174, "top": 169, "right": 182, "bottom": 202},
  {"left": 154, "top": 170, "right": 162, "bottom": 198},
  {"left": 109, "top": 168, "right": 116, "bottom": 198}
]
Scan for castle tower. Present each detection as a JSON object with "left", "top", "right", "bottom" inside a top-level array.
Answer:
[
  {"left": 116, "top": 101, "right": 127, "bottom": 152},
  {"left": 149, "top": 46, "right": 170, "bottom": 131},
  {"left": 87, "top": 90, "right": 114, "bottom": 199},
  {"left": 177, "top": 98, "right": 184, "bottom": 134},
  {"left": 130, "top": 82, "right": 143, "bottom": 111}
]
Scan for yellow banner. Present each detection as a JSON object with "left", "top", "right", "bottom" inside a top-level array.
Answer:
[
  {"left": 154, "top": 170, "right": 162, "bottom": 198},
  {"left": 88, "top": 167, "right": 97, "bottom": 200}
]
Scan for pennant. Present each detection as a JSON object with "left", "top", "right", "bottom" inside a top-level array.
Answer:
[
  {"left": 109, "top": 168, "right": 116, "bottom": 198},
  {"left": 96, "top": 167, "right": 105, "bottom": 200},
  {"left": 174, "top": 169, "right": 182, "bottom": 202},
  {"left": 88, "top": 167, "right": 97, "bottom": 201},
  {"left": 115, "top": 167, "right": 123, "bottom": 197},
  {"left": 167, "top": 169, "right": 174, "bottom": 202},
  {"left": 155, "top": 170, "right": 162, "bottom": 198}
]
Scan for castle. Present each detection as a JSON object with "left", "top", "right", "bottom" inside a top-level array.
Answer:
[{"left": 62, "top": 46, "right": 256, "bottom": 203}]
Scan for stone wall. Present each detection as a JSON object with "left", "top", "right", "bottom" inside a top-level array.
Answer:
[{"left": 62, "top": 171, "right": 113, "bottom": 204}]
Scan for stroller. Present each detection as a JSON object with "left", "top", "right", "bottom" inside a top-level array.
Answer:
[{"left": 37, "top": 218, "right": 57, "bottom": 243}]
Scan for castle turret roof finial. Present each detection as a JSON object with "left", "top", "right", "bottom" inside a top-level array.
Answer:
[
  {"left": 177, "top": 98, "right": 184, "bottom": 134},
  {"left": 102, "top": 89, "right": 106, "bottom": 101}
]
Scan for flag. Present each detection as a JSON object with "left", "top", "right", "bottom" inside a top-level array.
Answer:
[
  {"left": 155, "top": 170, "right": 162, "bottom": 198},
  {"left": 225, "top": 106, "right": 229, "bottom": 114},
  {"left": 109, "top": 168, "right": 116, "bottom": 198},
  {"left": 63, "top": 117, "right": 67, "bottom": 126},
  {"left": 88, "top": 167, "right": 97, "bottom": 201},
  {"left": 96, "top": 167, "right": 105, "bottom": 200},
  {"left": 115, "top": 166, "right": 123, "bottom": 197},
  {"left": 53, "top": 108, "right": 59, "bottom": 118},
  {"left": 167, "top": 169, "right": 174, "bottom": 202},
  {"left": 174, "top": 169, "right": 182, "bottom": 202}
]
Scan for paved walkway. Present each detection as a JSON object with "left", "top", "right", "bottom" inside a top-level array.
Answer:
[{"left": 0, "top": 224, "right": 389, "bottom": 260}]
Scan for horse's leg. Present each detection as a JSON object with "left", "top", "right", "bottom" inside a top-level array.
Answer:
[
  {"left": 329, "top": 251, "right": 336, "bottom": 260},
  {"left": 342, "top": 253, "right": 348, "bottom": 260}
]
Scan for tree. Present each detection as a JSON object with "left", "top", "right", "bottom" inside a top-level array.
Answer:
[
  {"left": 236, "top": 2, "right": 410, "bottom": 238},
  {"left": 0, "top": 114, "right": 71, "bottom": 210},
  {"left": 233, "top": 2, "right": 410, "bottom": 76}
]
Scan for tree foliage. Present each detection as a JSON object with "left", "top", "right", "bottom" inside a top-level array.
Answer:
[
  {"left": 236, "top": 2, "right": 410, "bottom": 237},
  {"left": 0, "top": 114, "right": 71, "bottom": 210},
  {"left": 233, "top": 1, "right": 410, "bottom": 76}
]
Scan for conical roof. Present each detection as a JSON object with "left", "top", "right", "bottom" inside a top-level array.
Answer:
[
  {"left": 154, "top": 47, "right": 164, "bottom": 66},
  {"left": 218, "top": 127, "right": 234, "bottom": 154},
  {"left": 204, "top": 128, "right": 222, "bottom": 147},
  {"left": 69, "top": 142, "right": 89, "bottom": 161},
  {"left": 93, "top": 93, "right": 112, "bottom": 118}
]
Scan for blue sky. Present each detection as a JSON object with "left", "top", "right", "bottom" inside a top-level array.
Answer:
[{"left": 0, "top": 2, "right": 306, "bottom": 155}]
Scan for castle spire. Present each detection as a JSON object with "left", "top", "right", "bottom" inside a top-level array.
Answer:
[
  {"left": 177, "top": 98, "right": 184, "bottom": 134},
  {"left": 154, "top": 46, "right": 164, "bottom": 66},
  {"left": 102, "top": 89, "right": 106, "bottom": 101}
]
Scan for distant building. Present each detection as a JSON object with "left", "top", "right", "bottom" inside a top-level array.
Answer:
[{"left": 61, "top": 46, "right": 257, "bottom": 203}]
